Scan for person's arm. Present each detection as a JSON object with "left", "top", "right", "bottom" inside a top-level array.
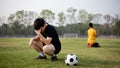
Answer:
[
  {"left": 94, "top": 30, "right": 98, "bottom": 38},
  {"left": 35, "top": 29, "right": 52, "bottom": 45},
  {"left": 33, "top": 36, "right": 40, "bottom": 41}
]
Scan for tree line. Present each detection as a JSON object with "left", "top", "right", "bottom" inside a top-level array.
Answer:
[{"left": 0, "top": 7, "right": 120, "bottom": 37}]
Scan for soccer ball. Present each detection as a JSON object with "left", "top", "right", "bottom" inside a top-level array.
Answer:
[{"left": 65, "top": 54, "right": 78, "bottom": 66}]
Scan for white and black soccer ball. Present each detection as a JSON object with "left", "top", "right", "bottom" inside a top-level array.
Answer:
[{"left": 65, "top": 54, "right": 78, "bottom": 66}]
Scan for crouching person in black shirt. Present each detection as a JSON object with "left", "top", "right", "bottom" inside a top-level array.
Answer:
[{"left": 29, "top": 18, "right": 61, "bottom": 61}]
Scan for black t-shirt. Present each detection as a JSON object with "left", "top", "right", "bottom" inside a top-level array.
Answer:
[{"left": 41, "top": 24, "right": 61, "bottom": 54}]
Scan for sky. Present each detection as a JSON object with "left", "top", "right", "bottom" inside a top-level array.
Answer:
[{"left": 0, "top": 0, "right": 120, "bottom": 18}]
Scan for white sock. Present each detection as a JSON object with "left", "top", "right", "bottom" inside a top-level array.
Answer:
[
  {"left": 39, "top": 52, "right": 44, "bottom": 57},
  {"left": 52, "top": 54, "right": 56, "bottom": 57}
]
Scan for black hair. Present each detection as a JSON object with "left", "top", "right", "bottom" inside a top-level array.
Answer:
[
  {"left": 89, "top": 23, "right": 93, "bottom": 27},
  {"left": 34, "top": 18, "right": 45, "bottom": 30}
]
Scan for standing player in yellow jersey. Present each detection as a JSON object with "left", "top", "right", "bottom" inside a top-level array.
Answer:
[{"left": 87, "top": 23, "right": 100, "bottom": 48}]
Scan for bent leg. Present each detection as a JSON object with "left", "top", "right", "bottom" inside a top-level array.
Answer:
[
  {"left": 29, "top": 38, "right": 43, "bottom": 52},
  {"left": 88, "top": 43, "right": 92, "bottom": 48},
  {"left": 43, "top": 44, "right": 55, "bottom": 56}
]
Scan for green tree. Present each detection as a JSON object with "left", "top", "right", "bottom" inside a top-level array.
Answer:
[
  {"left": 16, "top": 10, "right": 24, "bottom": 22},
  {"left": 104, "top": 14, "right": 112, "bottom": 24},
  {"left": 67, "top": 7, "right": 77, "bottom": 24},
  {"left": 87, "top": 14, "right": 95, "bottom": 23},
  {"left": 57, "top": 12, "right": 66, "bottom": 26},
  {"left": 10, "top": 20, "right": 22, "bottom": 35},
  {"left": 40, "top": 9, "right": 55, "bottom": 24},
  {"left": 24, "top": 11, "right": 38, "bottom": 26},
  {"left": 115, "top": 20, "right": 120, "bottom": 36},
  {"left": 78, "top": 9, "right": 88, "bottom": 23},
  {"left": 112, "top": 15, "right": 120, "bottom": 36},
  {"left": 0, "top": 24, "right": 9, "bottom": 35},
  {"left": 67, "top": 7, "right": 77, "bottom": 32},
  {"left": 8, "top": 14, "right": 15, "bottom": 26}
]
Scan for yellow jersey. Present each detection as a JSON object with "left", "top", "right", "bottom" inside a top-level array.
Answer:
[{"left": 87, "top": 27, "right": 97, "bottom": 45}]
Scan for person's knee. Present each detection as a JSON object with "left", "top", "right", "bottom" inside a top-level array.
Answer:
[
  {"left": 88, "top": 43, "right": 92, "bottom": 47},
  {"left": 29, "top": 38, "right": 35, "bottom": 46},
  {"left": 43, "top": 44, "right": 55, "bottom": 56},
  {"left": 29, "top": 38, "right": 41, "bottom": 47}
]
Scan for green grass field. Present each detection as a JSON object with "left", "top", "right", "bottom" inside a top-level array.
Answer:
[{"left": 0, "top": 38, "right": 120, "bottom": 68}]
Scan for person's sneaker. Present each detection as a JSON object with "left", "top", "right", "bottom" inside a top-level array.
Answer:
[
  {"left": 35, "top": 55, "right": 47, "bottom": 60},
  {"left": 51, "top": 56, "right": 57, "bottom": 61}
]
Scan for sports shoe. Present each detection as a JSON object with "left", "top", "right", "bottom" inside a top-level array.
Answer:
[
  {"left": 51, "top": 56, "right": 57, "bottom": 61},
  {"left": 35, "top": 55, "right": 47, "bottom": 60}
]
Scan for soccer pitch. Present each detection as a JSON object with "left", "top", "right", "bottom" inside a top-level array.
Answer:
[{"left": 0, "top": 38, "right": 120, "bottom": 68}]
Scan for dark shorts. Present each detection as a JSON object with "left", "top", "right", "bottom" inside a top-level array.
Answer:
[
  {"left": 54, "top": 44, "right": 61, "bottom": 54},
  {"left": 43, "top": 43, "right": 61, "bottom": 54}
]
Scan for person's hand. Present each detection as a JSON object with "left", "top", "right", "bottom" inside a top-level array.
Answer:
[{"left": 35, "top": 29, "right": 41, "bottom": 35}]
